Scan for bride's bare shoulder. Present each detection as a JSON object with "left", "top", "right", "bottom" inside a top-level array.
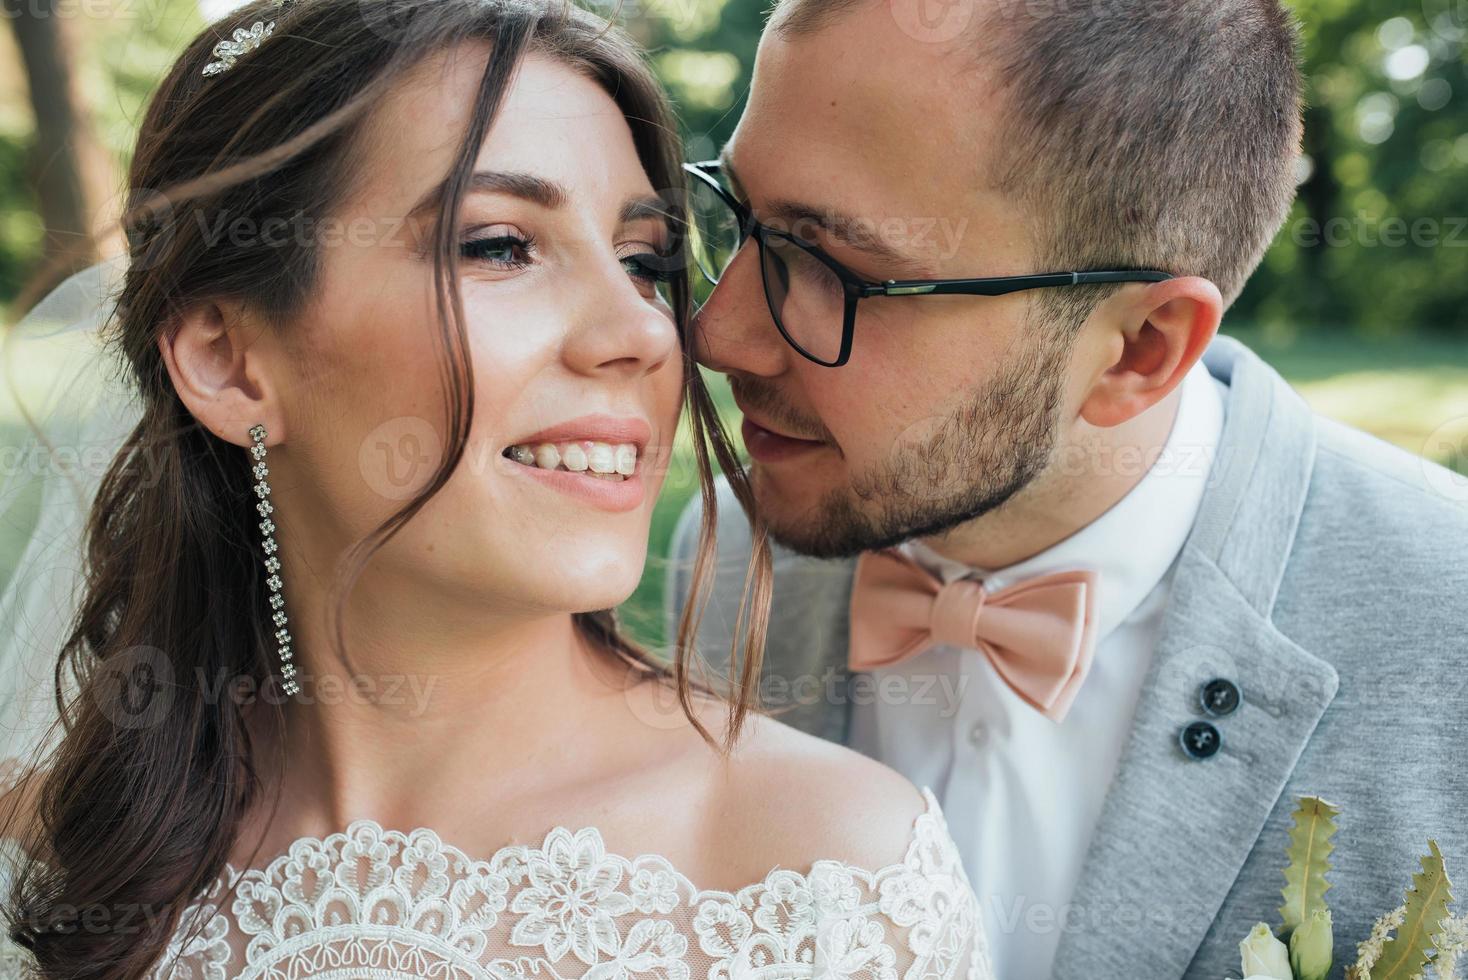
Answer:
[
  {"left": 701, "top": 709, "right": 932, "bottom": 878},
  {"left": 604, "top": 683, "right": 941, "bottom": 890}
]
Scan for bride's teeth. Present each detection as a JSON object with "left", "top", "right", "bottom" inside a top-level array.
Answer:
[
  {"left": 587, "top": 443, "right": 616, "bottom": 474},
  {"left": 506, "top": 439, "right": 639, "bottom": 478},
  {"left": 561, "top": 444, "right": 589, "bottom": 472}
]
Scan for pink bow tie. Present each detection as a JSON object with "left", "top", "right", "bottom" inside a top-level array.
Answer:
[{"left": 848, "top": 549, "right": 1100, "bottom": 723}]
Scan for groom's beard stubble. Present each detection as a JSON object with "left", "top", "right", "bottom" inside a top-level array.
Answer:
[{"left": 737, "top": 332, "right": 1072, "bottom": 561}]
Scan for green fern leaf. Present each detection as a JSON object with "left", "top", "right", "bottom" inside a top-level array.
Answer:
[
  {"left": 1372, "top": 840, "right": 1455, "bottom": 980},
  {"left": 1279, "top": 796, "right": 1340, "bottom": 931}
]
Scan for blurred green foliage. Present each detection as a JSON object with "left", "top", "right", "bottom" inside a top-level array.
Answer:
[
  {"left": 1258, "top": 0, "right": 1468, "bottom": 335},
  {"left": 0, "top": 0, "right": 206, "bottom": 302},
  {"left": 2, "top": 0, "right": 1465, "bottom": 331}
]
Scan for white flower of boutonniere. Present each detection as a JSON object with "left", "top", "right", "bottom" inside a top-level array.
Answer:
[{"left": 1240, "top": 922, "right": 1293, "bottom": 979}]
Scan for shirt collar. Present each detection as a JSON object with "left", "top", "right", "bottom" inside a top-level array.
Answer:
[{"left": 898, "top": 358, "right": 1226, "bottom": 644}]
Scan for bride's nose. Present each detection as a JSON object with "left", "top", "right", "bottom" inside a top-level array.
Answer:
[{"left": 560, "top": 258, "right": 679, "bottom": 378}]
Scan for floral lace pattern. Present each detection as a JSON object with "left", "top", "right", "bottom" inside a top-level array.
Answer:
[{"left": 1, "top": 787, "right": 991, "bottom": 980}]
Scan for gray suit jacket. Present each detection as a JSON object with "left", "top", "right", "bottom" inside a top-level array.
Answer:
[{"left": 666, "top": 335, "right": 1468, "bottom": 979}]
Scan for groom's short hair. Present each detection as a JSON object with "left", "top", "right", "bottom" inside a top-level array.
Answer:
[{"left": 769, "top": 0, "right": 1304, "bottom": 331}]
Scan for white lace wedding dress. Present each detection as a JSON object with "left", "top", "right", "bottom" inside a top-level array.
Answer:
[{"left": 0, "top": 786, "right": 993, "bottom": 980}]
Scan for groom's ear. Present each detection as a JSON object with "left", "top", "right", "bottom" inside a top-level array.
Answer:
[
  {"left": 1076, "top": 275, "right": 1222, "bottom": 429},
  {"left": 158, "top": 298, "right": 287, "bottom": 448}
]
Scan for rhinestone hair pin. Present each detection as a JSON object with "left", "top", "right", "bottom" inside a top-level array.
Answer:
[{"left": 202, "top": 0, "right": 292, "bottom": 77}]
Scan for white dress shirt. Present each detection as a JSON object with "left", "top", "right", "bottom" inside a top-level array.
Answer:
[{"left": 848, "top": 361, "right": 1227, "bottom": 980}]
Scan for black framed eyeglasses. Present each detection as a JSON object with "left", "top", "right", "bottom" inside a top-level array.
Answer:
[{"left": 683, "top": 160, "right": 1175, "bottom": 367}]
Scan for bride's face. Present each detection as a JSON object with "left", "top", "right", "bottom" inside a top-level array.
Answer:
[{"left": 280, "top": 47, "right": 683, "bottom": 618}]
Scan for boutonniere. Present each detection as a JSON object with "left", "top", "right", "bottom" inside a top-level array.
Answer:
[{"left": 1233, "top": 797, "right": 1468, "bottom": 980}]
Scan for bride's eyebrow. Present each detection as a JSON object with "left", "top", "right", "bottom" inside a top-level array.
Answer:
[
  {"left": 619, "top": 195, "right": 678, "bottom": 237},
  {"left": 407, "top": 174, "right": 672, "bottom": 237},
  {"left": 407, "top": 170, "right": 568, "bottom": 220}
]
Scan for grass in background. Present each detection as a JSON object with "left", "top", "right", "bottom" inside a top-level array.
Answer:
[{"left": 1226, "top": 327, "right": 1468, "bottom": 472}]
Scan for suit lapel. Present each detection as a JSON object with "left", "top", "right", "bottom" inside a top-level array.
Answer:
[
  {"left": 1050, "top": 338, "right": 1340, "bottom": 979},
  {"left": 1049, "top": 554, "right": 1339, "bottom": 977}
]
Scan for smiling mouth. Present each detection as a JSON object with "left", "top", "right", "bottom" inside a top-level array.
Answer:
[{"left": 502, "top": 440, "right": 638, "bottom": 482}]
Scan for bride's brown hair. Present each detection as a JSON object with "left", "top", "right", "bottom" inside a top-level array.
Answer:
[{"left": 0, "top": 1, "right": 770, "bottom": 975}]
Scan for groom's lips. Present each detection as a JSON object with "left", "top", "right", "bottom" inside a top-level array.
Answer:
[{"left": 741, "top": 416, "right": 826, "bottom": 463}]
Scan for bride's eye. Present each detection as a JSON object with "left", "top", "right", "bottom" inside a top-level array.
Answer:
[
  {"left": 460, "top": 229, "right": 536, "bottom": 268},
  {"left": 618, "top": 242, "right": 681, "bottom": 299},
  {"left": 622, "top": 251, "right": 679, "bottom": 285}
]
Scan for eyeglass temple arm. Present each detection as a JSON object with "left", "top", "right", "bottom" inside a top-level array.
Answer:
[{"left": 869, "top": 270, "right": 1175, "bottom": 297}]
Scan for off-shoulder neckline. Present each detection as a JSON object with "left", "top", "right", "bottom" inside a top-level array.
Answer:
[
  {"left": 2, "top": 787, "right": 957, "bottom": 907},
  {"left": 206, "top": 784, "right": 952, "bottom": 899}
]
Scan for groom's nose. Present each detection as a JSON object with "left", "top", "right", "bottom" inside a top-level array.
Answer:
[{"left": 692, "top": 243, "right": 790, "bottom": 378}]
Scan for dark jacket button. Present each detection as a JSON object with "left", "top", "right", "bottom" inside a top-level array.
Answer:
[
  {"left": 1180, "top": 720, "right": 1222, "bottom": 760},
  {"left": 1200, "top": 678, "right": 1242, "bottom": 717}
]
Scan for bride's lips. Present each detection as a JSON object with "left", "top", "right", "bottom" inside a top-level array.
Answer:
[
  {"left": 505, "top": 462, "right": 647, "bottom": 513},
  {"left": 500, "top": 414, "right": 653, "bottom": 514},
  {"left": 740, "top": 416, "right": 827, "bottom": 463}
]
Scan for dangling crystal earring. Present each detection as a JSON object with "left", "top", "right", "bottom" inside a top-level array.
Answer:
[{"left": 250, "top": 424, "right": 298, "bottom": 696}]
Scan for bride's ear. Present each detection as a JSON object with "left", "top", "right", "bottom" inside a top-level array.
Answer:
[
  {"left": 157, "top": 299, "right": 287, "bottom": 447},
  {"left": 1077, "top": 275, "right": 1222, "bottom": 429}
]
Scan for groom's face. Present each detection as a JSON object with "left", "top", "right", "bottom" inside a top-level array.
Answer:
[{"left": 694, "top": 2, "right": 1085, "bottom": 559}]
